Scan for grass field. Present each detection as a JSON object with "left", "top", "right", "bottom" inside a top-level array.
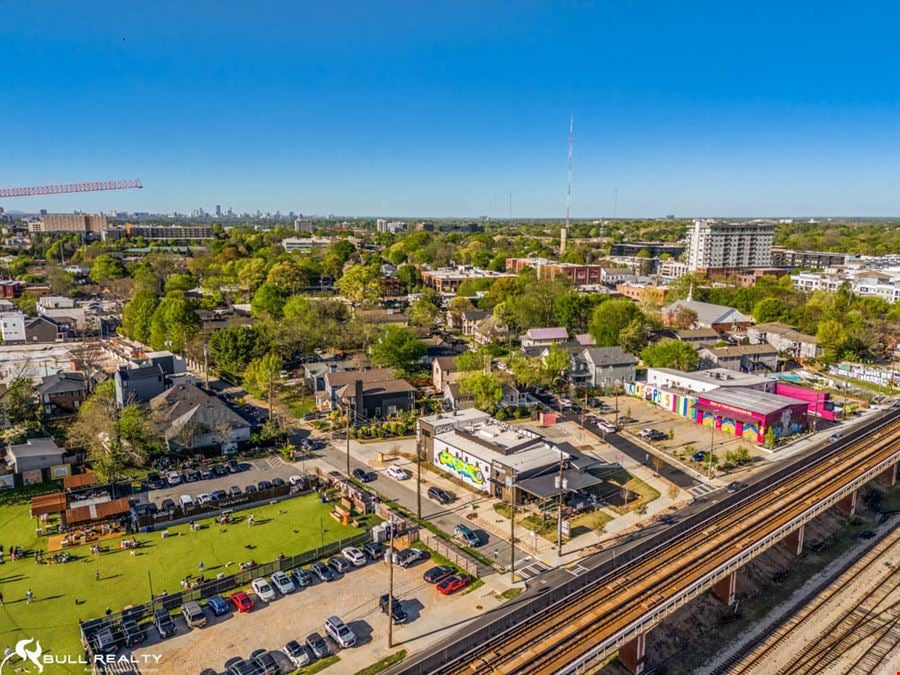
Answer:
[{"left": 0, "top": 491, "right": 365, "bottom": 665}]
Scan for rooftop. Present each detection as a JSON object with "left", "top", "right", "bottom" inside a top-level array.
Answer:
[
  {"left": 583, "top": 346, "right": 638, "bottom": 366},
  {"left": 7, "top": 437, "right": 64, "bottom": 459},
  {"left": 705, "top": 344, "right": 778, "bottom": 358},
  {"left": 697, "top": 387, "right": 806, "bottom": 415},
  {"left": 650, "top": 367, "right": 773, "bottom": 388}
]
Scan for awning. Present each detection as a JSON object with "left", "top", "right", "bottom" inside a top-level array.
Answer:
[
  {"left": 30, "top": 492, "right": 67, "bottom": 517},
  {"left": 516, "top": 470, "right": 604, "bottom": 499},
  {"left": 65, "top": 497, "right": 131, "bottom": 525},
  {"left": 64, "top": 471, "right": 97, "bottom": 490}
]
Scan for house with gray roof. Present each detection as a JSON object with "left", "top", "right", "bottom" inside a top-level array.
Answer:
[
  {"left": 37, "top": 371, "right": 88, "bottom": 416},
  {"left": 747, "top": 322, "right": 820, "bottom": 360},
  {"left": 521, "top": 327, "right": 569, "bottom": 349},
  {"left": 698, "top": 344, "right": 778, "bottom": 373},
  {"left": 568, "top": 346, "right": 638, "bottom": 388},
  {"left": 150, "top": 382, "right": 252, "bottom": 451},
  {"left": 5, "top": 437, "right": 67, "bottom": 474},
  {"left": 114, "top": 364, "right": 165, "bottom": 407},
  {"left": 662, "top": 300, "right": 753, "bottom": 332}
]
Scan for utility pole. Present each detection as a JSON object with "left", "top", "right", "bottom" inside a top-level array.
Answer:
[
  {"left": 387, "top": 517, "right": 395, "bottom": 648},
  {"left": 345, "top": 406, "right": 351, "bottom": 477},
  {"left": 203, "top": 344, "right": 209, "bottom": 390},
  {"left": 268, "top": 369, "right": 274, "bottom": 421},
  {"left": 416, "top": 407, "right": 423, "bottom": 519},
  {"left": 556, "top": 450, "right": 567, "bottom": 556},
  {"left": 509, "top": 484, "right": 516, "bottom": 579}
]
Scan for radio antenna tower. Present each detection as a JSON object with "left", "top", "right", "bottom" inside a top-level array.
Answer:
[{"left": 561, "top": 113, "right": 574, "bottom": 255}]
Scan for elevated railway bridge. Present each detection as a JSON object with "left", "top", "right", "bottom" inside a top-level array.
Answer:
[{"left": 394, "top": 407, "right": 900, "bottom": 675}]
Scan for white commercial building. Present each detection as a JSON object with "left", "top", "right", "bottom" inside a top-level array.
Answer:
[
  {"left": 685, "top": 219, "right": 774, "bottom": 272},
  {"left": 647, "top": 367, "right": 775, "bottom": 394},
  {"left": 0, "top": 312, "right": 26, "bottom": 343}
]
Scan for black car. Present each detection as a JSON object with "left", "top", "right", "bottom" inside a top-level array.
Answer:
[
  {"left": 227, "top": 460, "right": 240, "bottom": 473},
  {"left": 257, "top": 480, "right": 273, "bottom": 491},
  {"left": 250, "top": 650, "right": 280, "bottom": 675},
  {"left": 122, "top": 620, "right": 145, "bottom": 647},
  {"left": 427, "top": 486, "right": 453, "bottom": 505},
  {"left": 147, "top": 472, "right": 165, "bottom": 489},
  {"left": 212, "top": 464, "right": 229, "bottom": 477},
  {"left": 210, "top": 489, "right": 228, "bottom": 502},
  {"left": 200, "top": 466, "right": 214, "bottom": 480},
  {"left": 271, "top": 477, "right": 286, "bottom": 488},
  {"left": 227, "top": 660, "right": 257, "bottom": 675},
  {"left": 184, "top": 470, "right": 201, "bottom": 482},
  {"left": 161, "top": 498, "right": 177, "bottom": 514},
  {"left": 311, "top": 561, "right": 334, "bottom": 582},
  {"left": 306, "top": 632, "right": 330, "bottom": 659},
  {"left": 363, "top": 542, "right": 384, "bottom": 561},
  {"left": 245, "top": 484, "right": 258, "bottom": 494},
  {"left": 154, "top": 608, "right": 177, "bottom": 638},
  {"left": 328, "top": 556, "right": 351, "bottom": 574},
  {"left": 423, "top": 565, "right": 455, "bottom": 584},
  {"left": 726, "top": 481, "right": 746, "bottom": 493},
  {"left": 291, "top": 567, "right": 313, "bottom": 587},
  {"left": 379, "top": 593, "right": 407, "bottom": 624},
  {"left": 352, "top": 468, "right": 373, "bottom": 483}
]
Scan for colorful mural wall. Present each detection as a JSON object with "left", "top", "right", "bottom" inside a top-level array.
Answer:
[
  {"left": 623, "top": 382, "right": 697, "bottom": 420},
  {"left": 432, "top": 438, "right": 491, "bottom": 493}
]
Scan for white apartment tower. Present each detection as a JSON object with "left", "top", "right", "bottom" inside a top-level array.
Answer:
[{"left": 685, "top": 219, "right": 774, "bottom": 273}]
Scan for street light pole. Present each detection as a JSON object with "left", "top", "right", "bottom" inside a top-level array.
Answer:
[
  {"left": 509, "top": 484, "right": 516, "bottom": 579},
  {"left": 556, "top": 451, "right": 566, "bottom": 557},
  {"left": 345, "top": 406, "right": 351, "bottom": 477},
  {"left": 388, "top": 517, "right": 395, "bottom": 648},
  {"left": 416, "top": 406, "right": 423, "bottom": 519}
]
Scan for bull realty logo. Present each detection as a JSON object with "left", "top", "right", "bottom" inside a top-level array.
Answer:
[{"left": 1, "top": 637, "right": 162, "bottom": 673}]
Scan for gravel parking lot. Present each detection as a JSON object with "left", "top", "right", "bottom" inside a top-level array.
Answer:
[{"left": 131, "top": 554, "right": 500, "bottom": 674}]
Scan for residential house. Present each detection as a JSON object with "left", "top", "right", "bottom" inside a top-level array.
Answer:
[
  {"left": 443, "top": 382, "right": 535, "bottom": 411},
  {"left": 521, "top": 327, "right": 568, "bottom": 349},
  {"left": 319, "top": 368, "right": 395, "bottom": 411},
  {"left": 5, "top": 437, "right": 67, "bottom": 474},
  {"left": 698, "top": 344, "right": 779, "bottom": 373},
  {"left": 568, "top": 347, "right": 638, "bottom": 388},
  {"left": 747, "top": 322, "right": 820, "bottom": 360},
  {"left": 662, "top": 299, "right": 754, "bottom": 332},
  {"left": 150, "top": 382, "right": 252, "bottom": 451},
  {"left": 432, "top": 356, "right": 460, "bottom": 392},
  {"left": 0, "top": 312, "right": 25, "bottom": 343},
  {"left": 337, "top": 378, "right": 416, "bottom": 420},
  {"left": 38, "top": 296, "right": 76, "bottom": 310},
  {"left": 24, "top": 316, "right": 62, "bottom": 343},
  {"left": 38, "top": 306, "right": 87, "bottom": 331},
  {"left": 460, "top": 309, "right": 489, "bottom": 336},
  {"left": 303, "top": 360, "right": 352, "bottom": 393},
  {"left": 37, "top": 371, "right": 88, "bottom": 416},
  {"left": 472, "top": 315, "right": 509, "bottom": 345},
  {"left": 114, "top": 364, "right": 166, "bottom": 406},
  {"left": 673, "top": 328, "right": 721, "bottom": 345}
]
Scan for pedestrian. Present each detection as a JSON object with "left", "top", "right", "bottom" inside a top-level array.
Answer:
[
  {"left": 0, "top": 591, "right": 4, "bottom": 605},
  {"left": 247, "top": 514, "right": 254, "bottom": 527},
  {"left": 4, "top": 646, "right": 11, "bottom": 660},
  {"left": 25, "top": 589, "right": 32, "bottom": 603},
  {"left": 198, "top": 560, "right": 204, "bottom": 572},
  {"left": 95, "top": 570, "right": 100, "bottom": 582},
  {"left": 105, "top": 607, "right": 111, "bottom": 617}
]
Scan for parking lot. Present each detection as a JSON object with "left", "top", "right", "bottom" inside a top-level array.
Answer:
[{"left": 131, "top": 552, "right": 502, "bottom": 674}]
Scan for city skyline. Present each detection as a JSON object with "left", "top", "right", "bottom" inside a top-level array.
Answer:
[{"left": 5, "top": 2, "right": 900, "bottom": 217}]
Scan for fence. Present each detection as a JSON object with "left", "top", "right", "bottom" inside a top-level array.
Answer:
[
  {"left": 80, "top": 531, "right": 371, "bottom": 652},
  {"left": 417, "top": 530, "right": 483, "bottom": 577}
]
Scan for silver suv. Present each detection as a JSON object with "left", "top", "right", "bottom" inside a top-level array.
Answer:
[{"left": 324, "top": 615, "right": 356, "bottom": 648}]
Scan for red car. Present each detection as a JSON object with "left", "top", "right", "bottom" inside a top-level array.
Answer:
[
  {"left": 230, "top": 591, "right": 254, "bottom": 613},
  {"left": 436, "top": 574, "right": 472, "bottom": 595}
]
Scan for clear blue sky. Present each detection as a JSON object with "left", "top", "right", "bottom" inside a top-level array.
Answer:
[{"left": 3, "top": 1, "right": 900, "bottom": 217}]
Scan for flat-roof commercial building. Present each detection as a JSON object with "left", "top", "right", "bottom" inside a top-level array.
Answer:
[
  {"left": 417, "top": 410, "right": 600, "bottom": 502},
  {"left": 647, "top": 367, "right": 775, "bottom": 394},
  {"left": 421, "top": 266, "right": 515, "bottom": 294},
  {"left": 695, "top": 387, "right": 808, "bottom": 444}
]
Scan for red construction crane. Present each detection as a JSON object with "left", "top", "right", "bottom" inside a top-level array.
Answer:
[{"left": 0, "top": 178, "right": 143, "bottom": 199}]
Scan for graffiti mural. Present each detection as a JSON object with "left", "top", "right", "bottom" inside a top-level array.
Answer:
[{"left": 436, "top": 448, "right": 487, "bottom": 489}]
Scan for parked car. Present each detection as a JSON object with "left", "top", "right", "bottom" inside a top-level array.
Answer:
[
  {"left": 226, "top": 660, "right": 257, "bottom": 675},
  {"left": 436, "top": 574, "right": 473, "bottom": 595},
  {"left": 184, "top": 470, "right": 200, "bottom": 482},
  {"left": 200, "top": 466, "right": 213, "bottom": 480},
  {"left": 147, "top": 472, "right": 164, "bottom": 489},
  {"left": 122, "top": 620, "right": 145, "bottom": 647},
  {"left": 161, "top": 498, "right": 177, "bottom": 514},
  {"left": 212, "top": 464, "right": 228, "bottom": 477},
  {"left": 454, "top": 524, "right": 481, "bottom": 547},
  {"left": 363, "top": 542, "right": 384, "bottom": 561},
  {"left": 272, "top": 477, "right": 286, "bottom": 488},
  {"left": 271, "top": 571, "right": 296, "bottom": 594},
  {"left": 306, "top": 632, "right": 330, "bottom": 659},
  {"left": 830, "top": 432, "right": 843, "bottom": 441},
  {"left": 618, "top": 416, "right": 637, "bottom": 424},
  {"left": 423, "top": 565, "right": 456, "bottom": 584},
  {"left": 210, "top": 489, "right": 228, "bottom": 502},
  {"left": 692, "top": 451, "right": 709, "bottom": 462},
  {"left": 387, "top": 465, "right": 410, "bottom": 480},
  {"left": 251, "top": 577, "right": 277, "bottom": 602},
  {"left": 250, "top": 650, "right": 281, "bottom": 675},
  {"left": 207, "top": 595, "right": 230, "bottom": 616},
  {"left": 311, "top": 561, "right": 335, "bottom": 582},
  {"left": 427, "top": 486, "right": 453, "bottom": 505},
  {"left": 726, "top": 481, "right": 746, "bottom": 493},
  {"left": 341, "top": 547, "right": 367, "bottom": 567},
  {"left": 352, "top": 468, "right": 374, "bottom": 483},
  {"left": 397, "top": 548, "right": 427, "bottom": 568},
  {"left": 328, "top": 556, "right": 351, "bottom": 574},
  {"left": 154, "top": 608, "right": 177, "bottom": 638},
  {"left": 181, "top": 600, "right": 208, "bottom": 628},
  {"left": 379, "top": 593, "right": 407, "bottom": 623},
  {"left": 226, "top": 459, "right": 241, "bottom": 473},
  {"left": 178, "top": 494, "right": 193, "bottom": 510},
  {"left": 283, "top": 640, "right": 311, "bottom": 668},
  {"left": 230, "top": 591, "right": 254, "bottom": 613},
  {"left": 91, "top": 627, "right": 118, "bottom": 655},
  {"left": 597, "top": 420, "right": 617, "bottom": 434},
  {"left": 289, "top": 475, "right": 305, "bottom": 486},
  {"left": 257, "top": 480, "right": 273, "bottom": 491},
  {"left": 228, "top": 486, "right": 243, "bottom": 498},
  {"left": 245, "top": 484, "right": 258, "bottom": 495},
  {"left": 324, "top": 616, "right": 357, "bottom": 648},
  {"left": 196, "top": 493, "right": 212, "bottom": 506},
  {"left": 166, "top": 470, "right": 182, "bottom": 486},
  {"left": 291, "top": 567, "right": 313, "bottom": 587}
]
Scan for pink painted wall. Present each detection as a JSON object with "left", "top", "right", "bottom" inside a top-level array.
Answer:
[{"left": 774, "top": 383, "right": 836, "bottom": 421}]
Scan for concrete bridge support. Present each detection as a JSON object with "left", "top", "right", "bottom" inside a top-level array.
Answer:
[
  {"left": 878, "top": 462, "right": 898, "bottom": 487},
  {"left": 712, "top": 570, "right": 737, "bottom": 606},
  {"left": 836, "top": 489, "right": 858, "bottom": 517},
  {"left": 618, "top": 633, "right": 647, "bottom": 675},
  {"left": 783, "top": 524, "right": 805, "bottom": 556}
]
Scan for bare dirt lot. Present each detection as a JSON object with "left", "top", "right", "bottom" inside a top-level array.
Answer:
[{"left": 132, "top": 555, "right": 502, "bottom": 674}]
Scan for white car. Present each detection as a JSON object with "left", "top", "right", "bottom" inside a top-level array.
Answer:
[
  {"left": 195, "top": 493, "right": 212, "bottom": 506},
  {"left": 166, "top": 471, "right": 182, "bottom": 486},
  {"left": 283, "top": 640, "right": 310, "bottom": 668},
  {"left": 341, "top": 547, "right": 367, "bottom": 567},
  {"left": 387, "top": 465, "right": 410, "bottom": 480},
  {"left": 289, "top": 475, "right": 304, "bottom": 486},
  {"left": 251, "top": 577, "right": 277, "bottom": 602},
  {"left": 324, "top": 615, "right": 357, "bottom": 648},
  {"left": 178, "top": 494, "right": 193, "bottom": 510},
  {"left": 270, "top": 571, "right": 296, "bottom": 594}
]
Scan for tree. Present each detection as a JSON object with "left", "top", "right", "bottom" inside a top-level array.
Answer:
[
  {"left": 542, "top": 344, "right": 571, "bottom": 389},
  {"left": 89, "top": 255, "right": 127, "bottom": 284},
  {"left": 671, "top": 306, "right": 698, "bottom": 330},
  {"left": 816, "top": 319, "right": 847, "bottom": 363},
  {"left": 507, "top": 352, "right": 545, "bottom": 390},
  {"left": 456, "top": 349, "right": 489, "bottom": 372},
  {"left": 3, "top": 377, "right": 38, "bottom": 429},
  {"left": 148, "top": 294, "right": 201, "bottom": 352},
  {"left": 396, "top": 264, "right": 421, "bottom": 293},
  {"left": 234, "top": 257, "right": 268, "bottom": 292},
  {"left": 752, "top": 297, "right": 785, "bottom": 324},
  {"left": 553, "top": 291, "right": 593, "bottom": 332},
  {"left": 251, "top": 283, "right": 286, "bottom": 319},
  {"left": 121, "top": 289, "right": 159, "bottom": 344},
  {"left": 589, "top": 299, "right": 644, "bottom": 347},
  {"left": 164, "top": 273, "right": 195, "bottom": 294},
  {"left": 370, "top": 325, "right": 425, "bottom": 372},
  {"left": 409, "top": 294, "right": 442, "bottom": 329},
  {"left": 618, "top": 317, "right": 651, "bottom": 354},
  {"left": 208, "top": 326, "right": 267, "bottom": 375},
  {"left": 459, "top": 372, "right": 504, "bottom": 411},
  {"left": 243, "top": 352, "right": 283, "bottom": 400},
  {"left": 640, "top": 340, "right": 700, "bottom": 371},
  {"left": 47, "top": 265, "right": 75, "bottom": 296},
  {"left": 764, "top": 427, "right": 777, "bottom": 450},
  {"left": 266, "top": 260, "right": 309, "bottom": 293},
  {"left": 336, "top": 264, "right": 383, "bottom": 306}
]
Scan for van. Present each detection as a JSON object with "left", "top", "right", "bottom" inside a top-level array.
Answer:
[
  {"left": 181, "top": 600, "right": 208, "bottom": 628},
  {"left": 179, "top": 494, "right": 194, "bottom": 510}
]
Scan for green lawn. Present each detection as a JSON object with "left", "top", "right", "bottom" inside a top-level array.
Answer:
[{"left": 0, "top": 492, "right": 365, "bottom": 667}]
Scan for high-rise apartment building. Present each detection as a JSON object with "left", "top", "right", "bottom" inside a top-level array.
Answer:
[
  {"left": 685, "top": 219, "right": 773, "bottom": 273},
  {"left": 30, "top": 213, "right": 108, "bottom": 234}
]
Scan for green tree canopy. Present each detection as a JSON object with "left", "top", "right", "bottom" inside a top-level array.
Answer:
[
  {"left": 459, "top": 372, "right": 504, "bottom": 411},
  {"left": 89, "top": 255, "right": 128, "bottom": 283},
  {"left": 121, "top": 289, "right": 159, "bottom": 344},
  {"left": 336, "top": 264, "right": 383, "bottom": 306},
  {"left": 251, "top": 283, "right": 287, "bottom": 319},
  {"left": 589, "top": 299, "right": 645, "bottom": 347},
  {"left": 208, "top": 325, "right": 269, "bottom": 375},
  {"left": 370, "top": 325, "right": 426, "bottom": 372},
  {"left": 148, "top": 294, "right": 200, "bottom": 352},
  {"left": 640, "top": 339, "right": 700, "bottom": 371}
]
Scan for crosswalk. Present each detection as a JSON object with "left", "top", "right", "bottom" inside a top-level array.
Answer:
[
  {"left": 566, "top": 563, "right": 590, "bottom": 577},
  {"left": 687, "top": 482, "right": 718, "bottom": 497},
  {"left": 517, "top": 559, "right": 551, "bottom": 581},
  {"left": 265, "top": 455, "right": 285, "bottom": 470}
]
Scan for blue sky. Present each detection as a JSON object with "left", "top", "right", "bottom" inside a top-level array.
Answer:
[{"left": 3, "top": 1, "right": 900, "bottom": 217}]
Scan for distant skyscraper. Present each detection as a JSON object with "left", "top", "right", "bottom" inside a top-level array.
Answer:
[
  {"left": 294, "top": 216, "right": 314, "bottom": 234},
  {"left": 685, "top": 219, "right": 774, "bottom": 273},
  {"left": 215, "top": 205, "right": 222, "bottom": 217}
]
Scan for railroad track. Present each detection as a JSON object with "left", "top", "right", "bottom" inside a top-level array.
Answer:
[{"left": 441, "top": 417, "right": 900, "bottom": 675}]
